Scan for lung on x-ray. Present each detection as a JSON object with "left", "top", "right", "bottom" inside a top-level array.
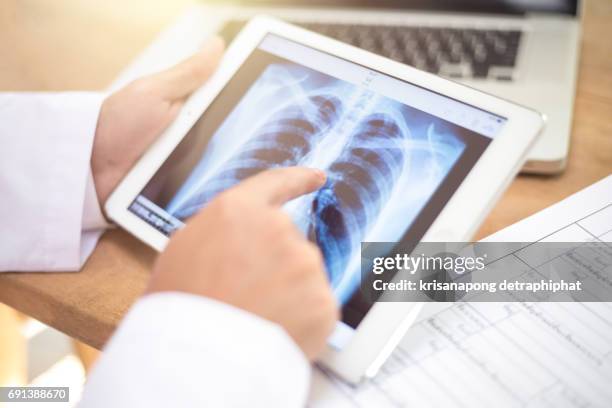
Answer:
[{"left": 165, "top": 63, "right": 466, "bottom": 303}]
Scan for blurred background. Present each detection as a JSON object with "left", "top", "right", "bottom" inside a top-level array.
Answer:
[
  {"left": 0, "top": 1, "right": 194, "bottom": 91},
  {"left": 0, "top": 0, "right": 610, "bottom": 406}
]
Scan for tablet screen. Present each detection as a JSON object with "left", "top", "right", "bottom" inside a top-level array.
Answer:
[{"left": 129, "top": 34, "right": 506, "bottom": 346}]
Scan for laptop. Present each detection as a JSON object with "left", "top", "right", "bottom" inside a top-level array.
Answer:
[{"left": 198, "top": 0, "right": 580, "bottom": 174}]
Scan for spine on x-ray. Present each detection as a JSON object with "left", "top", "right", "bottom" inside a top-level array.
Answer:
[{"left": 309, "top": 113, "right": 407, "bottom": 285}]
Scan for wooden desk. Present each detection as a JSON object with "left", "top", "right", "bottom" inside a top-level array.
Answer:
[{"left": 1, "top": 0, "right": 611, "bottom": 350}]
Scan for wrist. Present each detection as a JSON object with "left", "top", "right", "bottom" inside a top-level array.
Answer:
[
  {"left": 91, "top": 98, "right": 128, "bottom": 205},
  {"left": 91, "top": 152, "right": 117, "bottom": 205}
]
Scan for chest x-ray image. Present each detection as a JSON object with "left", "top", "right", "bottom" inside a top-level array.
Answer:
[{"left": 160, "top": 62, "right": 466, "bottom": 303}]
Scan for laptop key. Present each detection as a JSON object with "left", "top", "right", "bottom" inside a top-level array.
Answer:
[{"left": 471, "top": 63, "right": 490, "bottom": 78}]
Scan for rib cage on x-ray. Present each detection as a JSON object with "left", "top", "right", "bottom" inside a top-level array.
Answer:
[
  {"left": 172, "top": 94, "right": 343, "bottom": 219},
  {"left": 309, "top": 114, "right": 407, "bottom": 286},
  {"left": 165, "top": 63, "right": 466, "bottom": 298}
]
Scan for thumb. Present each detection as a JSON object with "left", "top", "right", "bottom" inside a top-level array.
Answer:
[{"left": 153, "top": 36, "right": 225, "bottom": 100}]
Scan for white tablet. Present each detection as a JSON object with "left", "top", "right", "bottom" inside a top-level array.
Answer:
[{"left": 105, "top": 16, "right": 544, "bottom": 384}]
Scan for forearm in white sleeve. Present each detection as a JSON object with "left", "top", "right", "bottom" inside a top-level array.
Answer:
[
  {"left": 80, "top": 293, "right": 311, "bottom": 408},
  {"left": 0, "top": 92, "right": 108, "bottom": 272}
]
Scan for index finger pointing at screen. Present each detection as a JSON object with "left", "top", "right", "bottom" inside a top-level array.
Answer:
[{"left": 234, "top": 167, "right": 327, "bottom": 206}]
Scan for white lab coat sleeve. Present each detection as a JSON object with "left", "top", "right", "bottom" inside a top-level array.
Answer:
[
  {"left": 80, "top": 292, "right": 311, "bottom": 408},
  {"left": 0, "top": 92, "right": 108, "bottom": 272}
]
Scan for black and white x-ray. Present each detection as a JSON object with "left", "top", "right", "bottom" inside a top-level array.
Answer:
[
  {"left": 129, "top": 36, "right": 499, "bottom": 327},
  {"left": 160, "top": 63, "right": 466, "bottom": 303}
]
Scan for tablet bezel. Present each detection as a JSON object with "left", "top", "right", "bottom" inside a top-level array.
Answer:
[{"left": 105, "top": 15, "right": 544, "bottom": 384}]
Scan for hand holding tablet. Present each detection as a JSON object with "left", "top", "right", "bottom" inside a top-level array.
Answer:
[
  {"left": 106, "top": 16, "right": 544, "bottom": 383},
  {"left": 92, "top": 38, "right": 224, "bottom": 204}
]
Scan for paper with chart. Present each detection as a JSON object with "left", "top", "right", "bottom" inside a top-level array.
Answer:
[{"left": 309, "top": 174, "right": 612, "bottom": 407}]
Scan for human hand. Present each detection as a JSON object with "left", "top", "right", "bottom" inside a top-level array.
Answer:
[
  {"left": 91, "top": 37, "right": 224, "bottom": 204},
  {"left": 146, "top": 167, "right": 340, "bottom": 360}
]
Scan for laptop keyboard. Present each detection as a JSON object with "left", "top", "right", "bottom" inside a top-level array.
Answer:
[{"left": 218, "top": 20, "right": 522, "bottom": 81}]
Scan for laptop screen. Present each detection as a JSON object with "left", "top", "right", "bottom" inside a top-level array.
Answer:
[{"left": 220, "top": 1, "right": 579, "bottom": 16}]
